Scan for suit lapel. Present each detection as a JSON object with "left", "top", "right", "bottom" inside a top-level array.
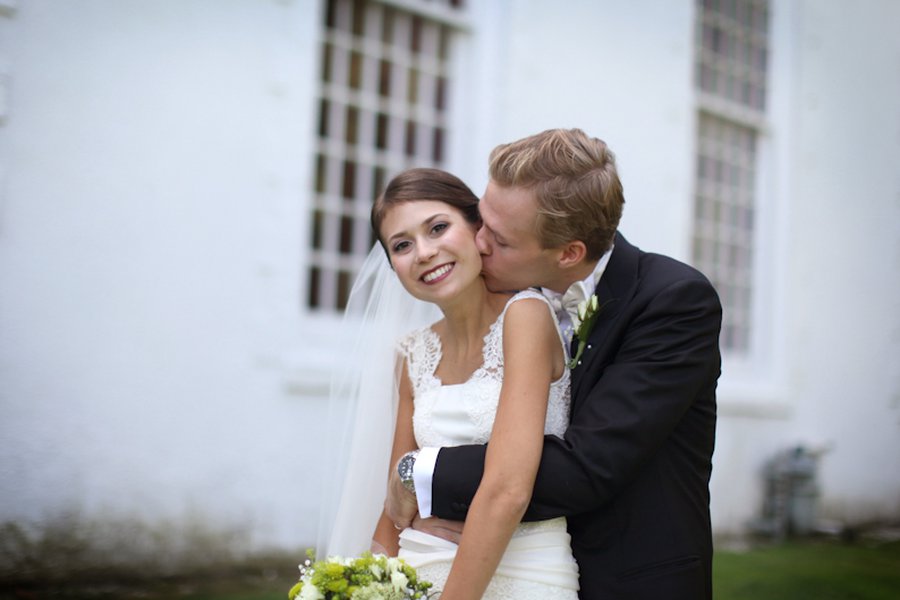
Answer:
[{"left": 570, "top": 232, "right": 641, "bottom": 403}]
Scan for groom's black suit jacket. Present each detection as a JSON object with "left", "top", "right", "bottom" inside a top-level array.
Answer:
[{"left": 430, "top": 232, "right": 722, "bottom": 600}]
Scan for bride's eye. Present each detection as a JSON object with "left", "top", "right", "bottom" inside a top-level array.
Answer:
[
  {"left": 431, "top": 222, "right": 449, "bottom": 235},
  {"left": 391, "top": 240, "right": 411, "bottom": 254}
]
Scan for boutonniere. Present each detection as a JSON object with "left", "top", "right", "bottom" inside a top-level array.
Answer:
[{"left": 568, "top": 294, "right": 602, "bottom": 368}]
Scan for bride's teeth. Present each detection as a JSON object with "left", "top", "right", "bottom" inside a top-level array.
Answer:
[{"left": 423, "top": 264, "right": 451, "bottom": 283}]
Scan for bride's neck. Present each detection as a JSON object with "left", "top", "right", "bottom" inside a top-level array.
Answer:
[{"left": 437, "top": 279, "right": 505, "bottom": 346}]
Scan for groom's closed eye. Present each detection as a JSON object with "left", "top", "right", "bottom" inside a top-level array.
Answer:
[
  {"left": 486, "top": 226, "right": 509, "bottom": 248},
  {"left": 481, "top": 224, "right": 498, "bottom": 243}
]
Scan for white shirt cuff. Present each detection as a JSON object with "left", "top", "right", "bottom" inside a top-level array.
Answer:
[{"left": 412, "top": 446, "right": 439, "bottom": 519}]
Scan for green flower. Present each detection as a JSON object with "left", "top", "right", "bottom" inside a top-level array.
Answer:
[
  {"left": 288, "top": 582, "right": 303, "bottom": 600},
  {"left": 351, "top": 581, "right": 406, "bottom": 600}
]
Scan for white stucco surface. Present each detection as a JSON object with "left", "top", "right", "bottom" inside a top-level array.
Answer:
[
  {"left": 1, "top": 0, "right": 898, "bottom": 555},
  {"left": 0, "top": 0, "right": 326, "bottom": 549}
]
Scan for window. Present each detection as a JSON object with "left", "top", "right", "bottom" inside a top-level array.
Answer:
[
  {"left": 307, "top": 0, "right": 465, "bottom": 311},
  {"left": 692, "top": 0, "right": 770, "bottom": 352}
]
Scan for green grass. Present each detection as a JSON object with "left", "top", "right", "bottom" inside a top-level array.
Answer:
[
  {"left": 192, "top": 539, "right": 900, "bottom": 600},
  {"left": 3, "top": 538, "right": 898, "bottom": 599},
  {"left": 713, "top": 538, "right": 900, "bottom": 600}
]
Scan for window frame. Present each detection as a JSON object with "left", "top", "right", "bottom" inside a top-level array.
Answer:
[
  {"left": 305, "top": 0, "right": 471, "bottom": 313},
  {"left": 691, "top": 0, "right": 794, "bottom": 413}
]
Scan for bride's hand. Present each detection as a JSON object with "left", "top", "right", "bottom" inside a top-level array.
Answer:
[
  {"left": 385, "top": 467, "right": 419, "bottom": 530},
  {"left": 411, "top": 515, "right": 465, "bottom": 544},
  {"left": 370, "top": 539, "right": 390, "bottom": 555}
]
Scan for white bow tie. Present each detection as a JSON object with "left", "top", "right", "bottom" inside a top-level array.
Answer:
[{"left": 544, "top": 280, "right": 593, "bottom": 330}]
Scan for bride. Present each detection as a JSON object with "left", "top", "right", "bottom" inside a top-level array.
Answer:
[{"left": 318, "top": 168, "right": 578, "bottom": 599}]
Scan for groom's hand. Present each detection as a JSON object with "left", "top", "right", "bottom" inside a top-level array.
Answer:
[
  {"left": 385, "top": 466, "right": 418, "bottom": 530},
  {"left": 411, "top": 515, "right": 464, "bottom": 544}
]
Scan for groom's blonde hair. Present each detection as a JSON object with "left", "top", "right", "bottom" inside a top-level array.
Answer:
[{"left": 489, "top": 128, "right": 624, "bottom": 260}]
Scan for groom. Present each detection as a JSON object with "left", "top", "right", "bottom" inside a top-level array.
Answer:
[{"left": 386, "top": 128, "right": 722, "bottom": 600}]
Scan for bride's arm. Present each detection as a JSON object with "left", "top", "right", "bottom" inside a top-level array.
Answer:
[
  {"left": 439, "top": 298, "right": 563, "bottom": 600},
  {"left": 371, "top": 361, "right": 418, "bottom": 556}
]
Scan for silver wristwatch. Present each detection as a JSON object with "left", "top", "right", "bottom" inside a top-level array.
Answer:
[{"left": 397, "top": 450, "right": 419, "bottom": 495}]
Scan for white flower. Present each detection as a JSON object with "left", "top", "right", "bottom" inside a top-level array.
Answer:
[
  {"left": 386, "top": 557, "right": 402, "bottom": 573},
  {"left": 575, "top": 299, "right": 587, "bottom": 325},
  {"left": 390, "top": 569, "right": 409, "bottom": 592},
  {"left": 565, "top": 280, "right": 594, "bottom": 330},
  {"left": 370, "top": 563, "right": 384, "bottom": 579},
  {"left": 298, "top": 582, "right": 325, "bottom": 600},
  {"left": 567, "top": 293, "right": 604, "bottom": 369},
  {"left": 577, "top": 294, "right": 599, "bottom": 322}
]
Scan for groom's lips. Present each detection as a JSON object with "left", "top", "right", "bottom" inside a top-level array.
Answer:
[{"left": 421, "top": 262, "right": 454, "bottom": 284}]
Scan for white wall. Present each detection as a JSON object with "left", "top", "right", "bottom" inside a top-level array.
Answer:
[
  {"left": 464, "top": 0, "right": 697, "bottom": 260},
  {"left": 0, "top": 0, "right": 326, "bottom": 550},
  {"left": 1, "top": 0, "right": 898, "bottom": 559},
  {"left": 705, "top": 0, "right": 900, "bottom": 531},
  {"left": 784, "top": 0, "right": 900, "bottom": 521}
]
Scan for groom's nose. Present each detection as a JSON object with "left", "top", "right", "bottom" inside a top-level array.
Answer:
[{"left": 475, "top": 226, "right": 491, "bottom": 256}]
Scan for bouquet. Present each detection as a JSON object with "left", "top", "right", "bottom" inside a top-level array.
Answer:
[{"left": 289, "top": 551, "right": 435, "bottom": 600}]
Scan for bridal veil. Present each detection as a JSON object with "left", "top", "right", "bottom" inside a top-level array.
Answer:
[{"left": 315, "top": 244, "right": 440, "bottom": 558}]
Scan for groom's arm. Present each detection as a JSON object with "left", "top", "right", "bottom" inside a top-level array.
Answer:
[{"left": 430, "top": 273, "right": 722, "bottom": 521}]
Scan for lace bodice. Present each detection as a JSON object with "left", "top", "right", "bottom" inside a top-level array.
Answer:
[
  {"left": 397, "top": 290, "right": 571, "bottom": 449},
  {"left": 396, "top": 290, "right": 579, "bottom": 599}
]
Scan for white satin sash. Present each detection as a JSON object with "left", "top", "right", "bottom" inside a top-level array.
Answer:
[{"left": 398, "top": 521, "right": 579, "bottom": 590}]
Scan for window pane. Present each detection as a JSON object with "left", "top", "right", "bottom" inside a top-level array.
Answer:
[
  {"left": 307, "top": 0, "right": 463, "bottom": 311},
  {"left": 691, "top": 112, "right": 759, "bottom": 352},
  {"left": 695, "top": 0, "right": 770, "bottom": 110}
]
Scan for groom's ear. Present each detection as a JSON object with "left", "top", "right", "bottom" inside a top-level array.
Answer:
[{"left": 556, "top": 240, "right": 588, "bottom": 269}]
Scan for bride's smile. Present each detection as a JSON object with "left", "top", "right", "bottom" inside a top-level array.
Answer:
[{"left": 421, "top": 262, "right": 454, "bottom": 284}]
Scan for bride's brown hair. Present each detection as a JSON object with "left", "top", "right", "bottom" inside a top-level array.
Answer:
[{"left": 371, "top": 167, "right": 481, "bottom": 255}]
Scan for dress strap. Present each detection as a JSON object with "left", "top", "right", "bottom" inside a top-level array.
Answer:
[
  {"left": 397, "top": 326, "right": 442, "bottom": 395},
  {"left": 501, "top": 290, "right": 570, "bottom": 362}
]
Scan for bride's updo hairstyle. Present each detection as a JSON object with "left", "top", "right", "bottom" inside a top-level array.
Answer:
[{"left": 371, "top": 167, "right": 481, "bottom": 257}]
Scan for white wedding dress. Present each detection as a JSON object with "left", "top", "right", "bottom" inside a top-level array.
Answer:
[{"left": 396, "top": 290, "right": 579, "bottom": 599}]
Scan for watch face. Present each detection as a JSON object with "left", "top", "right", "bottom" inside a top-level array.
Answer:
[
  {"left": 399, "top": 455, "right": 414, "bottom": 479},
  {"left": 398, "top": 453, "right": 417, "bottom": 493}
]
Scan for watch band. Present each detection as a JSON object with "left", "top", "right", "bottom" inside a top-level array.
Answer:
[{"left": 397, "top": 449, "right": 419, "bottom": 495}]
